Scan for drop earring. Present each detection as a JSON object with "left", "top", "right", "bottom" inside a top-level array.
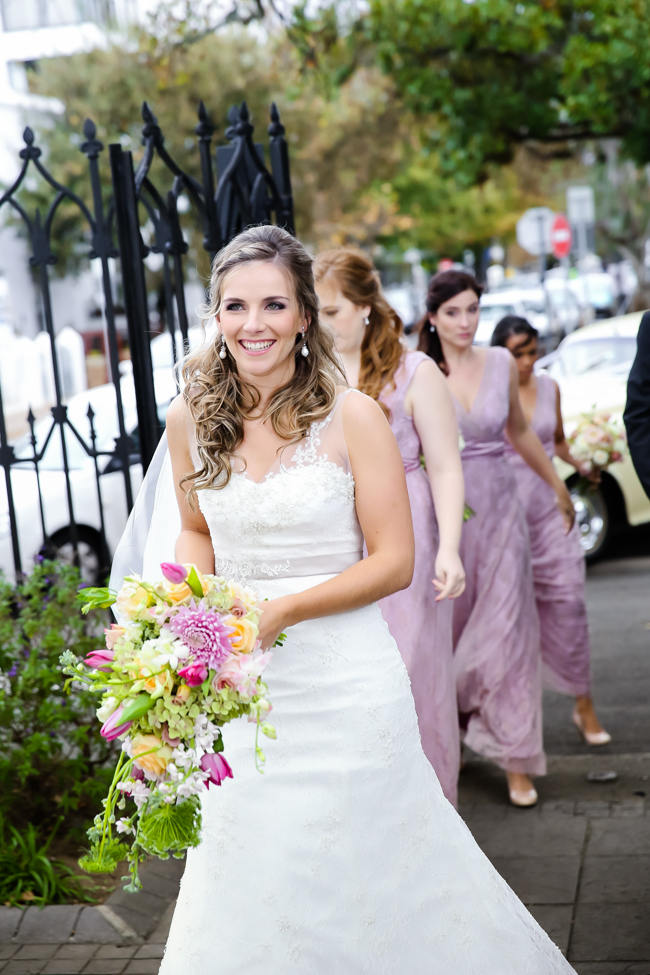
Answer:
[
  {"left": 429, "top": 322, "right": 436, "bottom": 333},
  {"left": 363, "top": 315, "right": 370, "bottom": 326},
  {"left": 219, "top": 333, "right": 227, "bottom": 359},
  {"left": 300, "top": 329, "right": 309, "bottom": 358}
]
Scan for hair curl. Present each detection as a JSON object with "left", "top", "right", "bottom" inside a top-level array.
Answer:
[
  {"left": 180, "top": 225, "right": 344, "bottom": 502},
  {"left": 313, "top": 248, "right": 403, "bottom": 414},
  {"left": 416, "top": 269, "right": 483, "bottom": 375}
]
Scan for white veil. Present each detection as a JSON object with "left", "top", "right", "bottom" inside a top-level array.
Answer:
[
  {"left": 110, "top": 324, "right": 216, "bottom": 593},
  {"left": 109, "top": 431, "right": 179, "bottom": 592}
]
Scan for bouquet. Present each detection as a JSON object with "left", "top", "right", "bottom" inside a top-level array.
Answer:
[
  {"left": 567, "top": 410, "right": 627, "bottom": 476},
  {"left": 59, "top": 562, "right": 277, "bottom": 891}
]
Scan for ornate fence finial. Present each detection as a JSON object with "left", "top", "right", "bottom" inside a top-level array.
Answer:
[{"left": 81, "top": 119, "right": 103, "bottom": 160}]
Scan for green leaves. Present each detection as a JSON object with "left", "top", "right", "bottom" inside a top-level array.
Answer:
[
  {"left": 136, "top": 796, "right": 202, "bottom": 858},
  {"left": 77, "top": 586, "right": 116, "bottom": 614}
]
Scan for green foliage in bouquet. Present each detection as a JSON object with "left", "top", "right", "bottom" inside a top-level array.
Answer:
[{"left": 0, "top": 560, "right": 114, "bottom": 836}]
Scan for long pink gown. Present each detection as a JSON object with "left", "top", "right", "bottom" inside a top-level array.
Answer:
[
  {"left": 379, "top": 350, "right": 460, "bottom": 805},
  {"left": 506, "top": 372, "right": 591, "bottom": 696},
  {"left": 451, "top": 346, "right": 545, "bottom": 775}
]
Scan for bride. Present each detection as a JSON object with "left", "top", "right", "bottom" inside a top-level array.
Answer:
[{"left": 113, "top": 225, "right": 574, "bottom": 973}]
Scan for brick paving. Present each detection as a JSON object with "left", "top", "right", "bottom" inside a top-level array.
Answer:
[{"left": 1, "top": 554, "right": 647, "bottom": 972}]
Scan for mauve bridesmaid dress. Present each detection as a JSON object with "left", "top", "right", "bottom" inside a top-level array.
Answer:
[
  {"left": 379, "top": 350, "right": 461, "bottom": 805},
  {"left": 451, "top": 346, "right": 545, "bottom": 776},
  {"left": 506, "top": 371, "right": 591, "bottom": 696}
]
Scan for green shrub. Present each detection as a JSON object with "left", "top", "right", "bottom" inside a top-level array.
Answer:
[
  {"left": 0, "top": 559, "right": 115, "bottom": 841},
  {"left": 0, "top": 815, "right": 92, "bottom": 906}
]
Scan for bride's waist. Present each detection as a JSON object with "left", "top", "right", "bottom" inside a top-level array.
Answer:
[{"left": 213, "top": 552, "right": 361, "bottom": 596}]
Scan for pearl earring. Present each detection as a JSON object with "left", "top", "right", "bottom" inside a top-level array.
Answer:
[
  {"left": 363, "top": 315, "right": 370, "bottom": 326},
  {"left": 429, "top": 323, "right": 436, "bottom": 333},
  {"left": 219, "top": 333, "right": 227, "bottom": 359},
  {"left": 300, "top": 329, "right": 309, "bottom": 358}
]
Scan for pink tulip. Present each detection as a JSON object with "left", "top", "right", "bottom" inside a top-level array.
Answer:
[
  {"left": 178, "top": 661, "right": 208, "bottom": 686},
  {"left": 100, "top": 704, "right": 132, "bottom": 741},
  {"left": 160, "top": 562, "right": 188, "bottom": 584},
  {"left": 200, "top": 752, "right": 233, "bottom": 788},
  {"left": 84, "top": 649, "right": 114, "bottom": 671}
]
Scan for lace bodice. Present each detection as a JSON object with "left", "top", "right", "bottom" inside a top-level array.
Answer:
[{"left": 197, "top": 390, "right": 363, "bottom": 583}]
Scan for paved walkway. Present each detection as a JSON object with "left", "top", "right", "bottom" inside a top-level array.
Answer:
[
  {"left": 1, "top": 553, "right": 648, "bottom": 973},
  {"left": 1, "top": 753, "right": 648, "bottom": 974}
]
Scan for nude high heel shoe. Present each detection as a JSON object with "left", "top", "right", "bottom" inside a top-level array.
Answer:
[
  {"left": 506, "top": 772, "right": 538, "bottom": 808},
  {"left": 572, "top": 709, "right": 612, "bottom": 746}
]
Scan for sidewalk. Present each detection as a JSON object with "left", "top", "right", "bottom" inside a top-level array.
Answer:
[
  {"left": 1, "top": 750, "right": 647, "bottom": 973},
  {"left": 2, "top": 555, "right": 648, "bottom": 974}
]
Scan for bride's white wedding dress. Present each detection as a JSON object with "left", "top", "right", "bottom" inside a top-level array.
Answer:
[{"left": 114, "top": 391, "right": 574, "bottom": 974}]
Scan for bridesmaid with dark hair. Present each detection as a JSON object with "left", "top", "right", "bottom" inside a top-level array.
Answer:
[
  {"left": 491, "top": 315, "right": 610, "bottom": 745},
  {"left": 418, "top": 270, "right": 575, "bottom": 806}
]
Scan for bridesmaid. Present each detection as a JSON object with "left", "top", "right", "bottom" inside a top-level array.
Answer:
[
  {"left": 491, "top": 315, "right": 610, "bottom": 745},
  {"left": 418, "top": 270, "right": 575, "bottom": 807},
  {"left": 314, "top": 248, "right": 465, "bottom": 805}
]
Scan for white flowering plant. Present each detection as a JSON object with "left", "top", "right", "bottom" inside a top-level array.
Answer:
[{"left": 59, "top": 562, "right": 278, "bottom": 892}]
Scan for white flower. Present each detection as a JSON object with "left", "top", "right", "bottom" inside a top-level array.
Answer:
[
  {"left": 613, "top": 438, "right": 626, "bottom": 453},
  {"left": 96, "top": 696, "right": 118, "bottom": 722},
  {"left": 593, "top": 448, "right": 609, "bottom": 467},
  {"left": 193, "top": 714, "right": 220, "bottom": 752},
  {"left": 116, "top": 818, "right": 134, "bottom": 835},
  {"left": 0, "top": 673, "right": 11, "bottom": 696}
]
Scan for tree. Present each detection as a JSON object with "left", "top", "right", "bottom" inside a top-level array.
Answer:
[{"left": 362, "top": 0, "right": 650, "bottom": 184}]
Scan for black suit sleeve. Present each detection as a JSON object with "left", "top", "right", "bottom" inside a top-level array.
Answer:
[{"left": 624, "top": 311, "right": 650, "bottom": 499}]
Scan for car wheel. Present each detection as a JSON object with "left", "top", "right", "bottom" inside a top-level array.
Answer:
[
  {"left": 40, "top": 527, "right": 108, "bottom": 585},
  {"left": 570, "top": 485, "right": 610, "bottom": 561}
]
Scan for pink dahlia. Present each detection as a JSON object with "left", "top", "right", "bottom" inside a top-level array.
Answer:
[{"left": 169, "top": 602, "right": 234, "bottom": 669}]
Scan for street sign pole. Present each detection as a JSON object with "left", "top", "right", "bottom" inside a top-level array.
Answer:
[{"left": 537, "top": 211, "right": 548, "bottom": 283}]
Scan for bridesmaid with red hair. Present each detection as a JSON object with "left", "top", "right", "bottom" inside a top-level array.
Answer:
[{"left": 315, "top": 248, "right": 465, "bottom": 805}]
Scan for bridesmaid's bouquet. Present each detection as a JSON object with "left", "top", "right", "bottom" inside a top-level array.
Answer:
[
  {"left": 567, "top": 411, "right": 627, "bottom": 475},
  {"left": 59, "top": 562, "right": 276, "bottom": 891}
]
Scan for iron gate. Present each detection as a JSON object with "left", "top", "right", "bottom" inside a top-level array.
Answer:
[{"left": 0, "top": 100, "right": 294, "bottom": 582}]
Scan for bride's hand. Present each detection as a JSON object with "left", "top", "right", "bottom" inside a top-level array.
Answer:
[
  {"left": 433, "top": 550, "right": 466, "bottom": 601},
  {"left": 258, "top": 596, "right": 291, "bottom": 650}
]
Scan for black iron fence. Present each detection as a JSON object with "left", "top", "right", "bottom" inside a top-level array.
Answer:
[{"left": 0, "top": 101, "right": 294, "bottom": 583}]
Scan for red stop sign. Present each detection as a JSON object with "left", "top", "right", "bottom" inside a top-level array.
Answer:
[{"left": 551, "top": 214, "right": 572, "bottom": 259}]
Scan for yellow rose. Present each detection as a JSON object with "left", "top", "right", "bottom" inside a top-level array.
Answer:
[
  {"left": 131, "top": 734, "right": 172, "bottom": 778},
  {"left": 160, "top": 580, "right": 193, "bottom": 603},
  {"left": 224, "top": 615, "right": 258, "bottom": 654},
  {"left": 116, "top": 582, "right": 152, "bottom": 617},
  {"left": 160, "top": 569, "right": 209, "bottom": 603}
]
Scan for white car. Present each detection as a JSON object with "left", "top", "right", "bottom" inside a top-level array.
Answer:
[
  {"left": 537, "top": 312, "right": 650, "bottom": 559},
  {"left": 475, "top": 287, "right": 566, "bottom": 348},
  {"left": 0, "top": 371, "right": 176, "bottom": 583}
]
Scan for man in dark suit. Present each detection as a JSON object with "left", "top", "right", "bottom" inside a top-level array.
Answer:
[{"left": 624, "top": 310, "right": 650, "bottom": 499}]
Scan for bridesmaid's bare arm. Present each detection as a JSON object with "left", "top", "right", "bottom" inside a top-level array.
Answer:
[
  {"left": 407, "top": 359, "right": 466, "bottom": 599},
  {"left": 505, "top": 360, "right": 574, "bottom": 532},
  {"left": 552, "top": 381, "right": 601, "bottom": 484}
]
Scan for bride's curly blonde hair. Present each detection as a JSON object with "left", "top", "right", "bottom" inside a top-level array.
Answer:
[{"left": 181, "top": 225, "right": 344, "bottom": 502}]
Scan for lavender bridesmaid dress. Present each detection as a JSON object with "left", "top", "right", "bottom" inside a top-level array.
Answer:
[
  {"left": 452, "top": 347, "right": 545, "bottom": 776},
  {"left": 379, "top": 350, "right": 460, "bottom": 805},
  {"left": 506, "top": 372, "right": 591, "bottom": 696}
]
